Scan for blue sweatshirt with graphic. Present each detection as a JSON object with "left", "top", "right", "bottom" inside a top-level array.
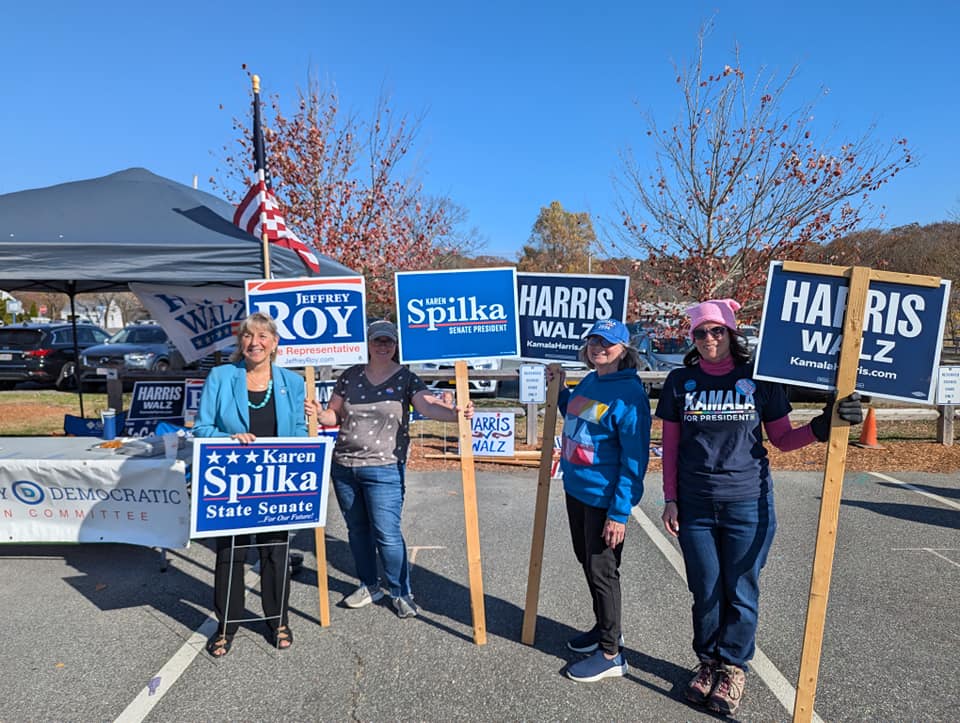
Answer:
[{"left": 558, "top": 368, "right": 651, "bottom": 523}]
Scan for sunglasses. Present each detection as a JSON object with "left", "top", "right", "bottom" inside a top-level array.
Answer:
[
  {"left": 586, "top": 336, "right": 617, "bottom": 348},
  {"left": 692, "top": 326, "right": 728, "bottom": 341},
  {"left": 371, "top": 337, "right": 396, "bottom": 345}
]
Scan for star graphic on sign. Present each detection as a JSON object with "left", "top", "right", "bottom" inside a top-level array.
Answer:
[
  {"left": 245, "top": 450, "right": 259, "bottom": 463},
  {"left": 226, "top": 450, "right": 240, "bottom": 464},
  {"left": 206, "top": 451, "right": 221, "bottom": 464}
]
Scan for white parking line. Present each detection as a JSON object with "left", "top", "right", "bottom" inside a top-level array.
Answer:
[
  {"left": 631, "top": 506, "right": 824, "bottom": 723},
  {"left": 867, "top": 471, "right": 960, "bottom": 511},
  {"left": 113, "top": 565, "right": 262, "bottom": 723}
]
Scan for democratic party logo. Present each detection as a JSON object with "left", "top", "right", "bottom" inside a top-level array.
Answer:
[{"left": 11, "top": 480, "right": 45, "bottom": 505}]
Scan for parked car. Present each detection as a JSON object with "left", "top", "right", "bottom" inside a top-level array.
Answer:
[
  {"left": 414, "top": 358, "right": 502, "bottom": 397},
  {"left": 629, "top": 327, "right": 691, "bottom": 394},
  {"left": 0, "top": 322, "right": 111, "bottom": 390},
  {"left": 79, "top": 323, "right": 187, "bottom": 385}
]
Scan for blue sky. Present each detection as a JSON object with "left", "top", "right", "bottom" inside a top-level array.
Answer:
[{"left": 4, "top": 1, "right": 957, "bottom": 259}]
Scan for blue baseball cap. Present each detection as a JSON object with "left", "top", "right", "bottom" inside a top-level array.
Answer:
[{"left": 583, "top": 319, "right": 630, "bottom": 345}]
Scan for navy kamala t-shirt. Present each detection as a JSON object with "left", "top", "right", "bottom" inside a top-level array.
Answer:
[{"left": 656, "top": 363, "right": 790, "bottom": 502}]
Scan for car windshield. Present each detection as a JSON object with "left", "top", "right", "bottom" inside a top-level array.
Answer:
[{"left": 107, "top": 326, "right": 168, "bottom": 344}]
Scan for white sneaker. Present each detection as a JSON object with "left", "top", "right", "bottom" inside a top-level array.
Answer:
[
  {"left": 343, "top": 584, "right": 384, "bottom": 609},
  {"left": 392, "top": 595, "right": 419, "bottom": 618}
]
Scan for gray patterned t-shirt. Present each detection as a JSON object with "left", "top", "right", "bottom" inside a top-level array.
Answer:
[{"left": 332, "top": 364, "right": 427, "bottom": 467}]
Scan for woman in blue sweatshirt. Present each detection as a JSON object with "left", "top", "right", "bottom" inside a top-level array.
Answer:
[{"left": 554, "top": 318, "right": 651, "bottom": 683}]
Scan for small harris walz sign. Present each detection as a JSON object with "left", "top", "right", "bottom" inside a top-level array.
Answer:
[
  {"left": 190, "top": 437, "right": 333, "bottom": 538},
  {"left": 124, "top": 380, "right": 186, "bottom": 436}
]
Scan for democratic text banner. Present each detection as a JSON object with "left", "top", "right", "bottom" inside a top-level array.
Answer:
[
  {"left": 755, "top": 262, "right": 950, "bottom": 403},
  {"left": 245, "top": 277, "right": 367, "bottom": 367},
  {"left": 395, "top": 268, "right": 520, "bottom": 363}
]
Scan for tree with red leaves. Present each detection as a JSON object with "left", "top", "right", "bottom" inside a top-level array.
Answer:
[
  {"left": 213, "top": 74, "right": 459, "bottom": 317},
  {"left": 609, "top": 26, "right": 912, "bottom": 317}
]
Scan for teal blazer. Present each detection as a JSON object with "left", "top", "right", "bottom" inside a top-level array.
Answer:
[{"left": 192, "top": 360, "right": 307, "bottom": 438}]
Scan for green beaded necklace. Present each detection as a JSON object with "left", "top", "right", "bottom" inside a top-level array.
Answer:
[{"left": 248, "top": 379, "right": 273, "bottom": 409}]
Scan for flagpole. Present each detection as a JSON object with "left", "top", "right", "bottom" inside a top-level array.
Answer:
[{"left": 252, "top": 74, "right": 272, "bottom": 278}]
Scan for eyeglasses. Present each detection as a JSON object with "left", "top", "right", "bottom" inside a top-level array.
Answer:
[
  {"left": 371, "top": 337, "right": 396, "bottom": 346},
  {"left": 586, "top": 336, "right": 616, "bottom": 348},
  {"left": 692, "top": 326, "right": 728, "bottom": 341}
]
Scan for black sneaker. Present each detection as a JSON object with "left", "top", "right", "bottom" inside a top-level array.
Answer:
[{"left": 567, "top": 628, "right": 625, "bottom": 653}]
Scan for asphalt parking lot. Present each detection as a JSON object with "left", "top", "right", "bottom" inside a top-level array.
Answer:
[{"left": 1, "top": 467, "right": 957, "bottom": 722}]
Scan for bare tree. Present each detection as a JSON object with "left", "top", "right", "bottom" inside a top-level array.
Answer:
[{"left": 609, "top": 24, "right": 912, "bottom": 314}]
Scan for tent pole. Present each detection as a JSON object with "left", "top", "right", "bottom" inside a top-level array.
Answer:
[{"left": 68, "top": 284, "right": 84, "bottom": 418}]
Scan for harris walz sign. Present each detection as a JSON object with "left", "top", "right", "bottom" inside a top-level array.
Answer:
[
  {"left": 517, "top": 273, "right": 629, "bottom": 363},
  {"left": 754, "top": 261, "right": 950, "bottom": 403}
]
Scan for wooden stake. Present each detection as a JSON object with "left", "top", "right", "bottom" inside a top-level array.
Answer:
[
  {"left": 792, "top": 266, "right": 869, "bottom": 722},
  {"left": 306, "top": 365, "right": 331, "bottom": 627},
  {"left": 521, "top": 363, "right": 561, "bottom": 645},
  {"left": 455, "top": 360, "right": 486, "bottom": 645}
]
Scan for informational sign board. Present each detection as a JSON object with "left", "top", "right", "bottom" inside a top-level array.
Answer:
[
  {"left": 395, "top": 268, "right": 520, "bottom": 364},
  {"left": 124, "top": 381, "right": 186, "bottom": 436},
  {"left": 937, "top": 366, "right": 960, "bottom": 405},
  {"left": 754, "top": 262, "right": 951, "bottom": 403},
  {"left": 190, "top": 437, "right": 333, "bottom": 538},
  {"left": 314, "top": 380, "right": 337, "bottom": 409},
  {"left": 517, "top": 273, "right": 629, "bottom": 362},
  {"left": 463, "top": 411, "right": 515, "bottom": 457},
  {"left": 245, "top": 277, "right": 367, "bottom": 368},
  {"left": 519, "top": 364, "right": 547, "bottom": 404}
]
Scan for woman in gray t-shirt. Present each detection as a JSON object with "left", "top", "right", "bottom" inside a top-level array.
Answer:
[{"left": 313, "top": 320, "right": 473, "bottom": 618}]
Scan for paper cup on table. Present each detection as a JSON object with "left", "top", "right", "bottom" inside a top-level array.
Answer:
[
  {"left": 163, "top": 433, "right": 179, "bottom": 460},
  {"left": 101, "top": 409, "right": 117, "bottom": 440}
]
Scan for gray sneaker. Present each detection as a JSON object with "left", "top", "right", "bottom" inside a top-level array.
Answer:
[
  {"left": 392, "top": 595, "right": 419, "bottom": 618},
  {"left": 343, "top": 584, "right": 384, "bottom": 609}
]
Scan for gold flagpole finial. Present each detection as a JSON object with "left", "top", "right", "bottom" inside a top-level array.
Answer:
[{"left": 252, "top": 74, "right": 260, "bottom": 94}]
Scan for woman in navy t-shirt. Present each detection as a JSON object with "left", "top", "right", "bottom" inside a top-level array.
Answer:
[{"left": 655, "top": 299, "right": 862, "bottom": 715}]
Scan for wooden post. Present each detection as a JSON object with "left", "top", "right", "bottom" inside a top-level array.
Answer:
[
  {"left": 521, "top": 363, "right": 561, "bottom": 645},
  {"left": 455, "top": 360, "right": 486, "bottom": 645},
  {"left": 525, "top": 401, "right": 538, "bottom": 446},
  {"left": 107, "top": 377, "right": 123, "bottom": 414},
  {"left": 936, "top": 404, "right": 955, "bottom": 446},
  {"left": 305, "top": 365, "right": 331, "bottom": 627}
]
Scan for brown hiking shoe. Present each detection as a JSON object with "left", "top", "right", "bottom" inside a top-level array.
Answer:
[
  {"left": 685, "top": 659, "right": 718, "bottom": 704},
  {"left": 708, "top": 663, "right": 746, "bottom": 715}
]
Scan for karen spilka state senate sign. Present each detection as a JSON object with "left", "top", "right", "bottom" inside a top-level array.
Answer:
[
  {"left": 754, "top": 262, "right": 950, "bottom": 403},
  {"left": 190, "top": 437, "right": 333, "bottom": 538}
]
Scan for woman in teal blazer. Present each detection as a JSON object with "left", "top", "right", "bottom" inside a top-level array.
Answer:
[{"left": 193, "top": 312, "right": 308, "bottom": 657}]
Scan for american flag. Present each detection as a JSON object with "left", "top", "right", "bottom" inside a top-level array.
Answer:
[{"left": 233, "top": 77, "right": 320, "bottom": 274}]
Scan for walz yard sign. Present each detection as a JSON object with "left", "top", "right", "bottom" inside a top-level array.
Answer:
[
  {"left": 395, "top": 268, "right": 520, "bottom": 363},
  {"left": 465, "top": 411, "right": 515, "bottom": 457},
  {"left": 190, "top": 437, "right": 334, "bottom": 538},
  {"left": 245, "top": 277, "right": 367, "bottom": 367},
  {"left": 754, "top": 261, "right": 950, "bottom": 403},
  {"left": 517, "top": 273, "right": 629, "bottom": 362}
]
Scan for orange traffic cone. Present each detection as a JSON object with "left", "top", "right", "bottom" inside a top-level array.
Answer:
[{"left": 851, "top": 407, "right": 883, "bottom": 449}]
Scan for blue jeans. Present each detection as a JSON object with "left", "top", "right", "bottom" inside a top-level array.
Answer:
[
  {"left": 332, "top": 461, "right": 410, "bottom": 598},
  {"left": 677, "top": 494, "right": 776, "bottom": 669}
]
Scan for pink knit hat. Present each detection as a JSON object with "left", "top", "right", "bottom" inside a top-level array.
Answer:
[{"left": 685, "top": 299, "right": 741, "bottom": 339}]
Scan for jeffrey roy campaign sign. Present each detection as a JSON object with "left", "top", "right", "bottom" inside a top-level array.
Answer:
[
  {"left": 190, "top": 437, "right": 333, "bottom": 538},
  {"left": 754, "top": 262, "right": 951, "bottom": 403},
  {"left": 517, "top": 273, "right": 629, "bottom": 362},
  {"left": 246, "top": 277, "right": 367, "bottom": 367},
  {"left": 395, "top": 268, "right": 520, "bottom": 364}
]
